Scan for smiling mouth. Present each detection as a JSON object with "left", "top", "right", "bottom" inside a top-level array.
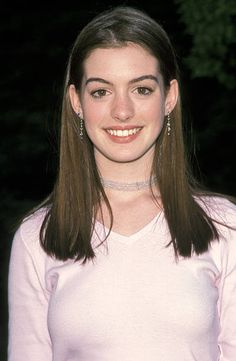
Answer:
[{"left": 106, "top": 127, "right": 142, "bottom": 137}]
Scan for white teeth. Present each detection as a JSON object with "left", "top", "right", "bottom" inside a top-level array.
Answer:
[{"left": 106, "top": 128, "right": 141, "bottom": 137}]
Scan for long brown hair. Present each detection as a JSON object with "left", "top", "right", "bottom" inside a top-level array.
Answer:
[{"left": 39, "top": 6, "right": 224, "bottom": 262}]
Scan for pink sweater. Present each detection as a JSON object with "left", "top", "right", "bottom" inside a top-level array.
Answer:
[{"left": 8, "top": 197, "right": 236, "bottom": 360}]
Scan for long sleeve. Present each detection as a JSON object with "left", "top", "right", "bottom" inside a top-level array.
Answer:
[
  {"left": 218, "top": 227, "right": 236, "bottom": 360},
  {"left": 7, "top": 198, "right": 236, "bottom": 361},
  {"left": 8, "top": 221, "right": 52, "bottom": 361}
]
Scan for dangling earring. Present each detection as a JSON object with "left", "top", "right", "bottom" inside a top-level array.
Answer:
[
  {"left": 78, "top": 112, "right": 84, "bottom": 140},
  {"left": 167, "top": 111, "right": 171, "bottom": 136}
]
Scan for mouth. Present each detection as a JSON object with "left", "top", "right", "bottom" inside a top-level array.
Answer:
[{"left": 105, "top": 127, "right": 142, "bottom": 137}]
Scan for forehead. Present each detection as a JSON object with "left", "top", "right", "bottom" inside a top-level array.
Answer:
[{"left": 83, "top": 44, "right": 160, "bottom": 79}]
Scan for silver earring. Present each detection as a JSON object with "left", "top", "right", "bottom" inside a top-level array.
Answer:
[
  {"left": 167, "top": 111, "right": 171, "bottom": 136},
  {"left": 78, "top": 112, "right": 84, "bottom": 140}
]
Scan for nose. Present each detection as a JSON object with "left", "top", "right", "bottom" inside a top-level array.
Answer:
[{"left": 111, "top": 92, "right": 134, "bottom": 122}]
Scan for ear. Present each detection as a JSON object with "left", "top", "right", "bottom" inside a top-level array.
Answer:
[
  {"left": 165, "top": 79, "right": 179, "bottom": 115},
  {"left": 69, "top": 84, "right": 83, "bottom": 117}
]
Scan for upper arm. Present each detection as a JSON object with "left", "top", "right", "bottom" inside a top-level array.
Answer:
[
  {"left": 217, "top": 225, "right": 236, "bottom": 360},
  {"left": 8, "top": 224, "right": 52, "bottom": 361}
]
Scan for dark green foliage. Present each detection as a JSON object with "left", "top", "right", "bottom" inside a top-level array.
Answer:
[{"left": 175, "top": 0, "right": 236, "bottom": 88}]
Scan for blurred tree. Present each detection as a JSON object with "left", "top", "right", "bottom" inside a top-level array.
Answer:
[
  {"left": 174, "top": 0, "right": 236, "bottom": 197},
  {"left": 175, "top": 0, "right": 236, "bottom": 89}
]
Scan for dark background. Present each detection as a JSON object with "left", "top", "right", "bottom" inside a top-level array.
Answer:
[{"left": 1, "top": 1, "right": 235, "bottom": 359}]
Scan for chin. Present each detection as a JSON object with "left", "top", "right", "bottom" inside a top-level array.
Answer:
[{"left": 105, "top": 153, "right": 147, "bottom": 164}]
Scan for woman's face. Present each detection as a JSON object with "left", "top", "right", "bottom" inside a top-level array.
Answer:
[{"left": 70, "top": 43, "right": 177, "bottom": 168}]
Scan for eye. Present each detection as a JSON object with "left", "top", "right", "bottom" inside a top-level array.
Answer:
[
  {"left": 91, "top": 89, "right": 110, "bottom": 98},
  {"left": 134, "top": 87, "right": 153, "bottom": 96}
]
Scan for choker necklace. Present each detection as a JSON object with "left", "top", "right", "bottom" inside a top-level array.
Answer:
[{"left": 100, "top": 176, "right": 157, "bottom": 191}]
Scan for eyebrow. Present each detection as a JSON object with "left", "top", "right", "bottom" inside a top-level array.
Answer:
[
  {"left": 85, "top": 74, "right": 159, "bottom": 86},
  {"left": 130, "top": 75, "right": 159, "bottom": 84}
]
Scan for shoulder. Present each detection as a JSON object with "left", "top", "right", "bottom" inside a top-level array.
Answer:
[
  {"left": 198, "top": 195, "right": 236, "bottom": 258},
  {"left": 196, "top": 194, "right": 236, "bottom": 249},
  {"left": 19, "top": 207, "right": 48, "bottom": 239},
  {"left": 194, "top": 195, "right": 236, "bottom": 272},
  {"left": 9, "top": 206, "right": 63, "bottom": 299},
  {"left": 12, "top": 207, "right": 49, "bottom": 257},
  {"left": 196, "top": 194, "right": 236, "bottom": 227}
]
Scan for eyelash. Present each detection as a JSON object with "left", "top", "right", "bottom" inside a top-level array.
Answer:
[
  {"left": 134, "top": 87, "right": 154, "bottom": 95},
  {"left": 90, "top": 89, "right": 110, "bottom": 98},
  {"left": 90, "top": 86, "right": 154, "bottom": 98}
]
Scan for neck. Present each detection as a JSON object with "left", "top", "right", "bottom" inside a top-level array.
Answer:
[{"left": 95, "top": 153, "right": 154, "bottom": 184}]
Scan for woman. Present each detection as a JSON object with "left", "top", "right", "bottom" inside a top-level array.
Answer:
[{"left": 8, "top": 5, "right": 236, "bottom": 361}]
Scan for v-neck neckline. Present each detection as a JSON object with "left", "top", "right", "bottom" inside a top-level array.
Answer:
[{"left": 96, "top": 210, "right": 163, "bottom": 245}]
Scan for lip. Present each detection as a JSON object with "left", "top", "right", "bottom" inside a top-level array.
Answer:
[
  {"left": 104, "top": 126, "right": 143, "bottom": 144},
  {"left": 104, "top": 125, "right": 143, "bottom": 130}
]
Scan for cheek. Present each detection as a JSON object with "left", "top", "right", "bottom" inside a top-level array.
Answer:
[
  {"left": 82, "top": 98, "right": 106, "bottom": 128},
  {"left": 145, "top": 101, "right": 165, "bottom": 127},
  {"left": 138, "top": 91, "right": 165, "bottom": 118},
  {"left": 82, "top": 112, "right": 98, "bottom": 139},
  {"left": 83, "top": 118, "right": 98, "bottom": 141},
  {"left": 82, "top": 106, "right": 107, "bottom": 143}
]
